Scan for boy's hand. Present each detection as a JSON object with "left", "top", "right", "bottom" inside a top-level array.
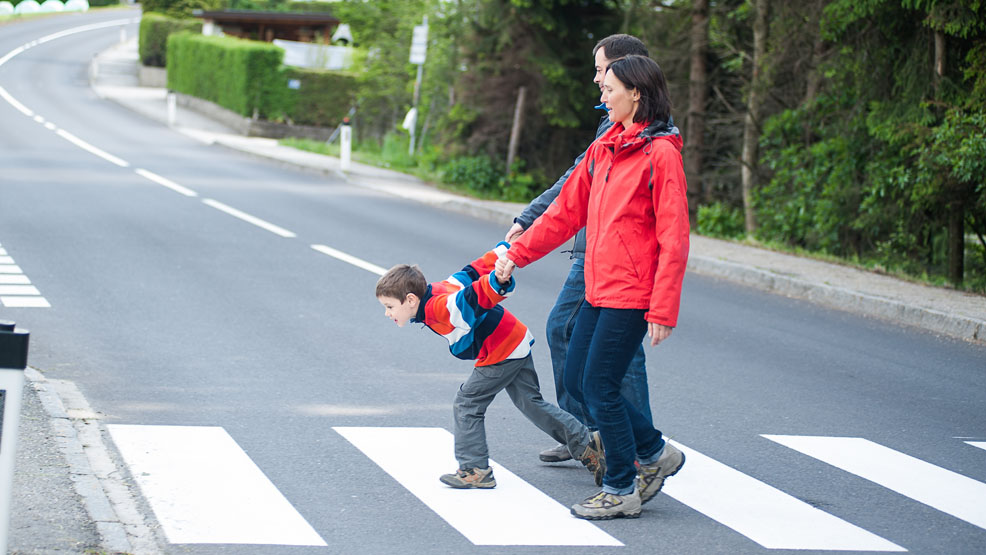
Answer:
[
  {"left": 505, "top": 223, "right": 525, "bottom": 243},
  {"left": 495, "top": 256, "right": 516, "bottom": 283}
]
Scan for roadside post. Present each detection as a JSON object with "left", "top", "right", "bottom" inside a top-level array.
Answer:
[
  {"left": 407, "top": 16, "right": 428, "bottom": 156},
  {"left": 340, "top": 116, "right": 352, "bottom": 171},
  {"left": 0, "top": 321, "right": 29, "bottom": 553}
]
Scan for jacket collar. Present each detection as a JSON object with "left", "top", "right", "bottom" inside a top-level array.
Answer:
[{"left": 599, "top": 117, "right": 682, "bottom": 152}]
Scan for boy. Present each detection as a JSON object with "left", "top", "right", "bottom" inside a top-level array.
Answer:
[{"left": 375, "top": 243, "right": 605, "bottom": 489}]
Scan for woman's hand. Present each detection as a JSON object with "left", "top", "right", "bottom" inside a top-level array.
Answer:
[
  {"left": 495, "top": 256, "right": 516, "bottom": 283},
  {"left": 504, "top": 223, "right": 525, "bottom": 243},
  {"left": 648, "top": 323, "right": 672, "bottom": 346}
]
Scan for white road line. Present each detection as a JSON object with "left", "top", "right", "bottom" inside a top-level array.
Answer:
[
  {"left": 55, "top": 129, "right": 129, "bottom": 167},
  {"left": 0, "top": 256, "right": 12, "bottom": 264},
  {"left": 135, "top": 168, "right": 198, "bottom": 197},
  {"left": 0, "top": 275, "right": 30, "bottom": 284},
  {"left": 967, "top": 441, "right": 986, "bottom": 452},
  {"left": 202, "top": 199, "right": 296, "bottom": 238},
  {"left": 0, "top": 285, "right": 40, "bottom": 295},
  {"left": 0, "top": 85, "right": 32, "bottom": 116},
  {"left": 311, "top": 244, "right": 387, "bottom": 276},
  {"left": 106, "top": 425, "right": 327, "bottom": 546},
  {"left": 1, "top": 296, "right": 50, "bottom": 308},
  {"left": 764, "top": 435, "right": 986, "bottom": 531},
  {"left": 334, "top": 426, "right": 622, "bottom": 547},
  {"left": 0, "top": 265, "right": 23, "bottom": 274},
  {"left": 662, "top": 440, "right": 904, "bottom": 551}
]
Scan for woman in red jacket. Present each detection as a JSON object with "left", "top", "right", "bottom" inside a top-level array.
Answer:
[{"left": 496, "top": 55, "right": 689, "bottom": 520}]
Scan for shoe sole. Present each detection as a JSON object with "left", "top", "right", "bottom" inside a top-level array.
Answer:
[
  {"left": 570, "top": 509, "right": 641, "bottom": 520},
  {"left": 440, "top": 477, "right": 497, "bottom": 489},
  {"left": 640, "top": 452, "right": 686, "bottom": 505},
  {"left": 539, "top": 453, "right": 573, "bottom": 463}
]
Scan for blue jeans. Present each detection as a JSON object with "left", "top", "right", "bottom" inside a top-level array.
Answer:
[
  {"left": 546, "top": 258, "right": 652, "bottom": 428},
  {"left": 565, "top": 303, "right": 665, "bottom": 493}
]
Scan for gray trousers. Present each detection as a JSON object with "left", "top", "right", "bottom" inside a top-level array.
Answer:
[{"left": 453, "top": 354, "right": 591, "bottom": 469}]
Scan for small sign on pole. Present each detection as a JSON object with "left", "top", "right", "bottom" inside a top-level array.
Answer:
[{"left": 409, "top": 22, "right": 428, "bottom": 65}]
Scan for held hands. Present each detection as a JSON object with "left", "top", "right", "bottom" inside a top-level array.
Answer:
[
  {"left": 648, "top": 323, "right": 673, "bottom": 347},
  {"left": 495, "top": 255, "right": 516, "bottom": 284}
]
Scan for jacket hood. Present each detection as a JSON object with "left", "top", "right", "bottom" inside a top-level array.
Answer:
[{"left": 600, "top": 118, "right": 683, "bottom": 152}]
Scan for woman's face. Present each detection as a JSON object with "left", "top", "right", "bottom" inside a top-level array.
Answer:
[{"left": 600, "top": 70, "right": 639, "bottom": 128}]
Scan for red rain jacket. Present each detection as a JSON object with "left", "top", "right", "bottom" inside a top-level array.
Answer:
[{"left": 508, "top": 119, "right": 689, "bottom": 327}]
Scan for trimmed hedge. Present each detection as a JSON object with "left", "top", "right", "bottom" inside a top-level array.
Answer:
[
  {"left": 167, "top": 32, "right": 286, "bottom": 120},
  {"left": 282, "top": 67, "right": 356, "bottom": 126},
  {"left": 139, "top": 12, "right": 201, "bottom": 68}
]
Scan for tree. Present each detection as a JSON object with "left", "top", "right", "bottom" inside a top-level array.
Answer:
[
  {"left": 684, "top": 0, "right": 709, "bottom": 225},
  {"left": 740, "top": 0, "right": 767, "bottom": 235}
]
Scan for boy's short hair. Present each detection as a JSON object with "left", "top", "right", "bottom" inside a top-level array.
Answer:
[
  {"left": 376, "top": 264, "right": 427, "bottom": 301},
  {"left": 593, "top": 34, "right": 649, "bottom": 61}
]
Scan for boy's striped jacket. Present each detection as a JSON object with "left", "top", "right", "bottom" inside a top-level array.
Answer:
[{"left": 412, "top": 243, "right": 534, "bottom": 367}]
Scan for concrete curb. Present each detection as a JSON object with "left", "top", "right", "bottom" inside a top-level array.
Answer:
[
  {"left": 25, "top": 368, "right": 162, "bottom": 555},
  {"left": 688, "top": 255, "right": 986, "bottom": 342}
]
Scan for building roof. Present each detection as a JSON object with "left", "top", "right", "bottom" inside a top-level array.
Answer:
[{"left": 194, "top": 10, "right": 340, "bottom": 26}]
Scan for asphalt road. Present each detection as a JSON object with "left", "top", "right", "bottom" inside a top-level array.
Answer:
[{"left": 2, "top": 11, "right": 985, "bottom": 555}]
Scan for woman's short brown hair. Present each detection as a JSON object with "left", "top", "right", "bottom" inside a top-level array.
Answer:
[{"left": 608, "top": 55, "right": 672, "bottom": 125}]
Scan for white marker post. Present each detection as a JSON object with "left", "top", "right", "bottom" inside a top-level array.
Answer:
[
  {"left": 339, "top": 117, "right": 352, "bottom": 171},
  {"left": 166, "top": 92, "right": 176, "bottom": 127},
  {"left": 0, "top": 321, "right": 29, "bottom": 554}
]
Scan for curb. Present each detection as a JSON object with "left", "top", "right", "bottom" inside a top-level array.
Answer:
[
  {"left": 25, "top": 368, "right": 162, "bottom": 554},
  {"left": 687, "top": 255, "right": 986, "bottom": 343}
]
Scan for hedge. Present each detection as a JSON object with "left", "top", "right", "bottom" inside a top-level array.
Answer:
[
  {"left": 281, "top": 67, "right": 356, "bottom": 127},
  {"left": 139, "top": 12, "right": 201, "bottom": 68},
  {"left": 167, "top": 32, "right": 286, "bottom": 120}
]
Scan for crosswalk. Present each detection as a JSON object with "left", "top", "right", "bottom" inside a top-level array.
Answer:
[
  {"left": 0, "top": 242, "right": 50, "bottom": 308},
  {"left": 105, "top": 425, "right": 985, "bottom": 551}
]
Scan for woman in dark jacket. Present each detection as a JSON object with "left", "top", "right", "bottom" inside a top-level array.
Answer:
[{"left": 497, "top": 55, "right": 689, "bottom": 520}]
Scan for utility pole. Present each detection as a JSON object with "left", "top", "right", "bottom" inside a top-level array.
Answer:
[{"left": 407, "top": 16, "right": 428, "bottom": 156}]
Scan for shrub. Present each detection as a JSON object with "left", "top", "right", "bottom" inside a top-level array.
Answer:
[
  {"left": 281, "top": 67, "right": 356, "bottom": 127},
  {"left": 442, "top": 156, "right": 503, "bottom": 196},
  {"left": 167, "top": 32, "right": 287, "bottom": 119},
  {"left": 697, "top": 202, "right": 745, "bottom": 239},
  {"left": 138, "top": 12, "right": 201, "bottom": 68}
]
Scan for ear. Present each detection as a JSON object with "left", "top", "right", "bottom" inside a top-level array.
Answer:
[
  {"left": 632, "top": 89, "right": 641, "bottom": 102},
  {"left": 405, "top": 293, "right": 419, "bottom": 307}
]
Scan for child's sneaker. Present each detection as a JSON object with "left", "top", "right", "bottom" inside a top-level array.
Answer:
[
  {"left": 636, "top": 442, "right": 685, "bottom": 504},
  {"left": 440, "top": 467, "right": 496, "bottom": 489},
  {"left": 576, "top": 431, "right": 606, "bottom": 486},
  {"left": 570, "top": 489, "right": 641, "bottom": 520}
]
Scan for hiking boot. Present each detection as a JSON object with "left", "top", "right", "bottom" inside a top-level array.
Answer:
[
  {"left": 539, "top": 443, "right": 573, "bottom": 463},
  {"left": 571, "top": 489, "right": 641, "bottom": 520},
  {"left": 576, "top": 431, "right": 606, "bottom": 486},
  {"left": 439, "top": 467, "right": 496, "bottom": 489},
  {"left": 637, "top": 442, "right": 685, "bottom": 504}
]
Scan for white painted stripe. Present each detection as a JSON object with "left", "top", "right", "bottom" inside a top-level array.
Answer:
[
  {"left": 44, "top": 121, "right": 56, "bottom": 130},
  {"left": 0, "top": 86, "right": 32, "bottom": 116},
  {"left": 33, "top": 115, "right": 44, "bottom": 123},
  {"left": 0, "top": 275, "right": 29, "bottom": 284},
  {"left": 0, "top": 248, "right": 5, "bottom": 255},
  {"left": 55, "top": 129, "right": 129, "bottom": 167},
  {"left": 106, "top": 425, "right": 326, "bottom": 546},
  {"left": 0, "top": 256, "right": 12, "bottom": 264},
  {"left": 764, "top": 435, "right": 986, "bottom": 531},
  {"left": 334, "top": 426, "right": 622, "bottom": 546},
  {"left": 0, "top": 265, "right": 23, "bottom": 274},
  {"left": 311, "top": 244, "right": 386, "bottom": 276},
  {"left": 202, "top": 199, "right": 296, "bottom": 238},
  {"left": 0, "top": 285, "right": 40, "bottom": 295},
  {"left": 135, "top": 168, "right": 197, "bottom": 197},
  {"left": 662, "top": 440, "right": 904, "bottom": 551},
  {"left": 966, "top": 441, "right": 986, "bottom": 452},
  {"left": 1, "top": 296, "right": 50, "bottom": 308}
]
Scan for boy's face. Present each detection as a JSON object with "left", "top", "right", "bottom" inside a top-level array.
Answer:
[{"left": 378, "top": 294, "right": 418, "bottom": 327}]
